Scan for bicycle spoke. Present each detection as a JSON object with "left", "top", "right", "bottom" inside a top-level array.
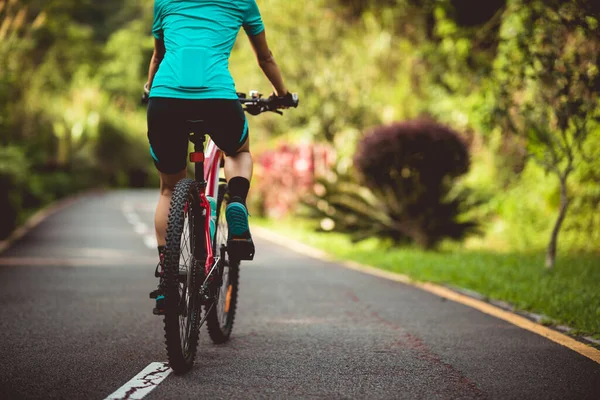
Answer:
[
  {"left": 213, "top": 189, "right": 232, "bottom": 329},
  {"left": 206, "top": 183, "right": 239, "bottom": 345},
  {"left": 175, "top": 197, "right": 196, "bottom": 356},
  {"left": 217, "top": 266, "right": 230, "bottom": 327}
]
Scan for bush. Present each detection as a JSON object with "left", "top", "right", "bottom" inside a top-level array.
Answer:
[
  {"left": 303, "top": 119, "right": 479, "bottom": 250},
  {"left": 352, "top": 119, "right": 478, "bottom": 249},
  {"left": 0, "top": 146, "right": 29, "bottom": 238},
  {"left": 0, "top": 147, "right": 100, "bottom": 240},
  {"left": 303, "top": 172, "right": 401, "bottom": 243}
]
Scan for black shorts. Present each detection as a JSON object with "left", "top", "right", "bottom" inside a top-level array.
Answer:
[{"left": 147, "top": 97, "right": 248, "bottom": 174}]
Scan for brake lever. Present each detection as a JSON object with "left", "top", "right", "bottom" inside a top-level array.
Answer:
[
  {"left": 261, "top": 105, "right": 283, "bottom": 116},
  {"left": 244, "top": 105, "right": 261, "bottom": 116}
]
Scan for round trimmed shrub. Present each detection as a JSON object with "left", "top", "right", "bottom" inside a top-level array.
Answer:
[{"left": 353, "top": 119, "right": 477, "bottom": 249}]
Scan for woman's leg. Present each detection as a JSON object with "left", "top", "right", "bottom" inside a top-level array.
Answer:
[
  {"left": 206, "top": 100, "right": 254, "bottom": 258},
  {"left": 155, "top": 169, "right": 187, "bottom": 247},
  {"left": 224, "top": 137, "right": 253, "bottom": 193},
  {"left": 147, "top": 97, "right": 188, "bottom": 250},
  {"left": 223, "top": 138, "right": 255, "bottom": 259}
]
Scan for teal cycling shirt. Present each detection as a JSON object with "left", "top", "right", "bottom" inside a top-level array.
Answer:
[{"left": 150, "top": 0, "right": 265, "bottom": 100}]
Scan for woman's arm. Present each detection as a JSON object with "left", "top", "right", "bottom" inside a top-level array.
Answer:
[
  {"left": 146, "top": 38, "right": 166, "bottom": 92},
  {"left": 248, "top": 31, "right": 287, "bottom": 96}
]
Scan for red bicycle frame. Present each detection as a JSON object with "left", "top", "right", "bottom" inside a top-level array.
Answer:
[
  {"left": 184, "top": 92, "right": 298, "bottom": 277},
  {"left": 189, "top": 136, "right": 223, "bottom": 277}
]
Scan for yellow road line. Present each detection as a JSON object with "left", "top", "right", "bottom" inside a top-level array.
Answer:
[{"left": 252, "top": 226, "right": 600, "bottom": 365}]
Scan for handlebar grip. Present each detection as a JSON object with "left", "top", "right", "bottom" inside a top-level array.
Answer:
[
  {"left": 141, "top": 83, "right": 151, "bottom": 105},
  {"left": 274, "top": 92, "right": 299, "bottom": 108},
  {"left": 290, "top": 93, "right": 299, "bottom": 108},
  {"left": 239, "top": 90, "right": 299, "bottom": 115}
]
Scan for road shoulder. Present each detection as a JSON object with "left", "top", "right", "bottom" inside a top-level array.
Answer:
[{"left": 0, "top": 190, "right": 102, "bottom": 256}]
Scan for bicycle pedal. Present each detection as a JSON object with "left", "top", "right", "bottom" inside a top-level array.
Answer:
[
  {"left": 149, "top": 289, "right": 161, "bottom": 299},
  {"left": 227, "top": 238, "right": 255, "bottom": 261},
  {"left": 153, "top": 307, "right": 165, "bottom": 316}
]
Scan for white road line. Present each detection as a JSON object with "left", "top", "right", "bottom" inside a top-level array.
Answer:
[
  {"left": 104, "top": 362, "right": 172, "bottom": 400},
  {"left": 122, "top": 201, "right": 158, "bottom": 250},
  {"left": 144, "top": 235, "right": 158, "bottom": 249},
  {"left": 134, "top": 223, "right": 149, "bottom": 235},
  {"left": 125, "top": 214, "right": 141, "bottom": 225}
]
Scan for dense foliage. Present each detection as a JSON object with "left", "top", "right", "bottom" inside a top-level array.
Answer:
[
  {"left": 0, "top": 0, "right": 155, "bottom": 237},
  {"left": 259, "top": 0, "right": 600, "bottom": 261}
]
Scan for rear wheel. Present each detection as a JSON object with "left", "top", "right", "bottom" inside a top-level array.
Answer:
[
  {"left": 163, "top": 178, "right": 203, "bottom": 373},
  {"left": 206, "top": 182, "right": 240, "bottom": 344}
]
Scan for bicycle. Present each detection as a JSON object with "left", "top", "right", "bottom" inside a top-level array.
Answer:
[{"left": 145, "top": 91, "right": 299, "bottom": 374}]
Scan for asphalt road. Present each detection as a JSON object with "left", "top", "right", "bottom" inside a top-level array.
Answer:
[{"left": 0, "top": 190, "right": 598, "bottom": 399}]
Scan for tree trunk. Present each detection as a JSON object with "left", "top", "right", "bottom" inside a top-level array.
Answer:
[{"left": 545, "top": 175, "right": 570, "bottom": 269}]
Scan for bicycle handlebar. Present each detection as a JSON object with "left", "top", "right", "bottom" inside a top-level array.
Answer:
[
  {"left": 141, "top": 89, "right": 299, "bottom": 116},
  {"left": 238, "top": 91, "right": 299, "bottom": 116}
]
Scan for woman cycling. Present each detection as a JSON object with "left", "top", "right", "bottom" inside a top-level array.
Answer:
[{"left": 146, "top": 0, "right": 294, "bottom": 313}]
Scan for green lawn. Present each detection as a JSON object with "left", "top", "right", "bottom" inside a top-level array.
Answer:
[{"left": 253, "top": 218, "right": 600, "bottom": 339}]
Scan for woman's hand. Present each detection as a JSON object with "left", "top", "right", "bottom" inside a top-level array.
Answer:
[{"left": 268, "top": 92, "right": 298, "bottom": 109}]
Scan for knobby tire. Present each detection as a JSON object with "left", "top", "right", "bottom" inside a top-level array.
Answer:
[
  {"left": 163, "top": 178, "right": 203, "bottom": 373},
  {"left": 206, "top": 182, "right": 240, "bottom": 344}
]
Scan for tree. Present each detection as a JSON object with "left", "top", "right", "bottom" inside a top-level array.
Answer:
[{"left": 493, "top": 0, "right": 600, "bottom": 268}]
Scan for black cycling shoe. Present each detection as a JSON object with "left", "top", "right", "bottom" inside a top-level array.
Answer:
[
  {"left": 150, "top": 289, "right": 166, "bottom": 315},
  {"left": 150, "top": 282, "right": 166, "bottom": 315},
  {"left": 150, "top": 257, "right": 166, "bottom": 315}
]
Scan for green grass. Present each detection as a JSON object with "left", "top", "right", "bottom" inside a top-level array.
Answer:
[{"left": 253, "top": 218, "right": 600, "bottom": 339}]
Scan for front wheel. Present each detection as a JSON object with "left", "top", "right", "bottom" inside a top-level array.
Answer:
[
  {"left": 163, "top": 178, "right": 203, "bottom": 373},
  {"left": 206, "top": 182, "right": 240, "bottom": 344}
]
